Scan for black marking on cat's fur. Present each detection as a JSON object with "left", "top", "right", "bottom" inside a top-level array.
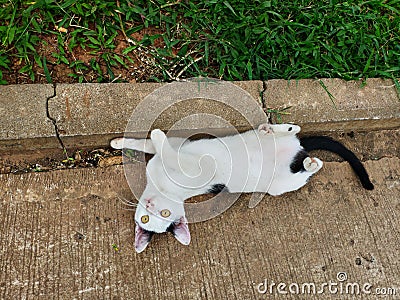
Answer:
[
  {"left": 300, "top": 136, "right": 374, "bottom": 190},
  {"left": 208, "top": 183, "right": 228, "bottom": 194},
  {"left": 166, "top": 222, "right": 176, "bottom": 235},
  {"left": 143, "top": 228, "right": 155, "bottom": 242},
  {"left": 290, "top": 150, "right": 309, "bottom": 173}
]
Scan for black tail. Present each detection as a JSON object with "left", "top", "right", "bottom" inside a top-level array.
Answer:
[{"left": 300, "top": 136, "right": 374, "bottom": 190}]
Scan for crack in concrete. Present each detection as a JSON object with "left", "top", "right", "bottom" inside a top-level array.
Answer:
[
  {"left": 45, "top": 83, "right": 69, "bottom": 158},
  {"left": 260, "top": 80, "right": 273, "bottom": 123}
]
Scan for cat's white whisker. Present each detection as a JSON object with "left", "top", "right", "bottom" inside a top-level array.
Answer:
[{"left": 117, "top": 195, "right": 138, "bottom": 208}]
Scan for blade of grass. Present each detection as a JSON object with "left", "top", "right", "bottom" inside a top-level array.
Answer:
[
  {"left": 42, "top": 57, "right": 52, "bottom": 84},
  {"left": 318, "top": 79, "right": 337, "bottom": 109}
]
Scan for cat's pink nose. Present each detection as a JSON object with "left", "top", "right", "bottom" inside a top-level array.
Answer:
[{"left": 144, "top": 199, "right": 155, "bottom": 211}]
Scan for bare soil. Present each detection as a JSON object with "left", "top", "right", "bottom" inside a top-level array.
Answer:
[
  {"left": 2, "top": 28, "right": 168, "bottom": 85},
  {"left": 0, "top": 147, "right": 122, "bottom": 174}
]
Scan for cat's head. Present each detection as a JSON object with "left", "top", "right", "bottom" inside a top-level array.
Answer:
[{"left": 134, "top": 195, "right": 190, "bottom": 253}]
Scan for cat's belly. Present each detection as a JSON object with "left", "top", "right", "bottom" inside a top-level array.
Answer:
[{"left": 219, "top": 152, "right": 276, "bottom": 193}]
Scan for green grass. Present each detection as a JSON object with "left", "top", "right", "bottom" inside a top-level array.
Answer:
[{"left": 0, "top": 0, "right": 399, "bottom": 84}]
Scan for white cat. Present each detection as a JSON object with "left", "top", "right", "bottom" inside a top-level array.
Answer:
[{"left": 111, "top": 123, "right": 373, "bottom": 253}]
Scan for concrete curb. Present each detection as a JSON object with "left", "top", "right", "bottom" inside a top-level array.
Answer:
[
  {"left": 0, "top": 84, "right": 55, "bottom": 152},
  {"left": 265, "top": 78, "right": 400, "bottom": 132},
  {"left": 0, "top": 79, "right": 399, "bottom": 152}
]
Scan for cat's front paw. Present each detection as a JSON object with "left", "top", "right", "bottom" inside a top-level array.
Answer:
[
  {"left": 150, "top": 129, "right": 166, "bottom": 143},
  {"left": 110, "top": 137, "right": 124, "bottom": 149},
  {"left": 258, "top": 123, "right": 274, "bottom": 135},
  {"left": 303, "top": 157, "right": 323, "bottom": 173}
]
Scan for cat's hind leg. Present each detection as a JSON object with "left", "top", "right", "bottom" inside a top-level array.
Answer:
[
  {"left": 258, "top": 123, "right": 301, "bottom": 136},
  {"left": 258, "top": 123, "right": 274, "bottom": 135},
  {"left": 303, "top": 157, "right": 323, "bottom": 173},
  {"left": 268, "top": 157, "right": 323, "bottom": 196},
  {"left": 110, "top": 137, "right": 156, "bottom": 154}
]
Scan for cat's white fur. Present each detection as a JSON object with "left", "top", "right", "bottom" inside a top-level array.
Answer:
[{"left": 112, "top": 123, "right": 323, "bottom": 253}]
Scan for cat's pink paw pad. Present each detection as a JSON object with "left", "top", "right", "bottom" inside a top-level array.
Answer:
[
  {"left": 303, "top": 157, "right": 322, "bottom": 172},
  {"left": 258, "top": 123, "right": 274, "bottom": 135}
]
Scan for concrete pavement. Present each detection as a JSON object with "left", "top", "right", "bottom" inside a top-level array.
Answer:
[{"left": 0, "top": 157, "right": 399, "bottom": 299}]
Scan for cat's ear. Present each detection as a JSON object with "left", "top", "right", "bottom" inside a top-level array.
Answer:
[
  {"left": 135, "top": 223, "right": 154, "bottom": 253},
  {"left": 169, "top": 217, "right": 191, "bottom": 245}
]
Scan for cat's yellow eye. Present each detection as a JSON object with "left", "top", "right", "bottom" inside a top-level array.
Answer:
[
  {"left": 160, "top": 209, "right": 171, "bottom": 218},
  {"left": 141, "top": 215, "right": 149, "bottom": 224}
]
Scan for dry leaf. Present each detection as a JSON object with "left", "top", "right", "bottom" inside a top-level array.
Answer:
[
  {"left": 55, "top": 25, "right": 68, "bottom": 33},
  {"left": 98, "top": 156, "right": 123, "bottom": 168}
]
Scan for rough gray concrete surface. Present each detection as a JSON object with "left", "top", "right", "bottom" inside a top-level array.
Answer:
[
  {"left": 0, "top": 157, "right": 399, "bottom": 299},
  {"left": 0, "top": 84, "right": 55, "bottom": 151},
  {"left": 265, "top": 78, "right": 400, "bottom": 132}
]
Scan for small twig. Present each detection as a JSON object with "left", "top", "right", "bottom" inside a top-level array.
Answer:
[
  {"left": 68, "top": 24, "right": 90, "bottom": 30},
  {"left": 111, "top": 74, "right": 122, "bottom": 83},
  {"left": 116, "top": 0, "right": 137, "bottom": 45},
  {"left": 175, "top": 56, "right": 203, "bottom": 79},
  {"left": 160, "top": 1, "right": 181, "bottom": 8}
]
